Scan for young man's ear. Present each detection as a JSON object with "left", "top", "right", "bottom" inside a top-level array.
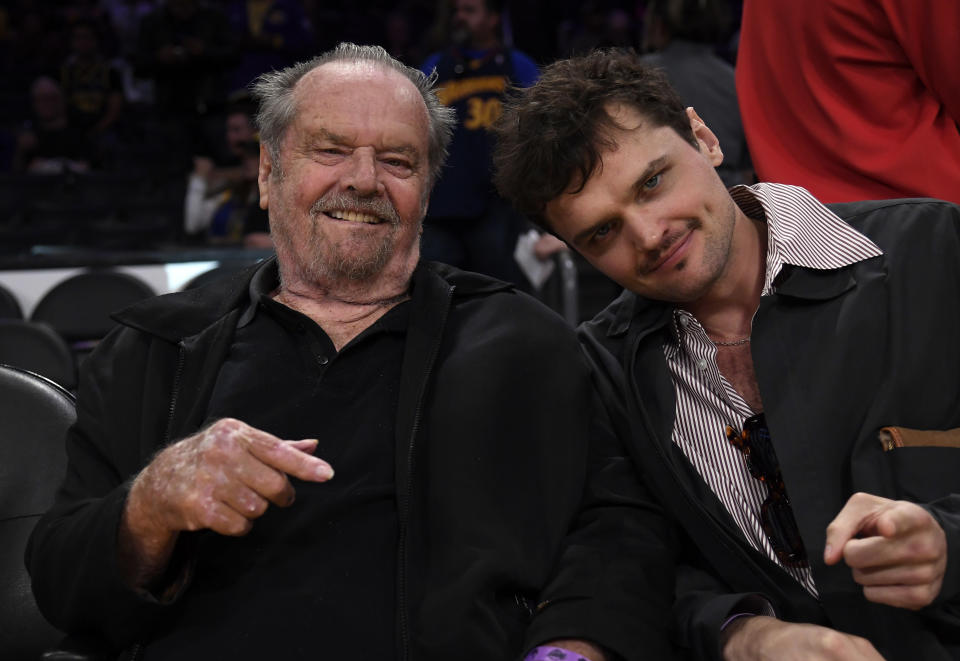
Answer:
[
  {"left": 686, "top": 107, "right": 724, "bottom": 167},
  {"left": 258, "top": 143, "right": 273, "bottom": 210}
]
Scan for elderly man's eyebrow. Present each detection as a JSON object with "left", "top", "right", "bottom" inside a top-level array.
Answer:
[
  {"left": 384, "top": 144, "right": 418, "bottom": 157},
  {"left": 310, "top": 129, "right": 420, "bottom": 159},
  {"left": 311, "top": 128, "right": 349, "bottom": 146}
]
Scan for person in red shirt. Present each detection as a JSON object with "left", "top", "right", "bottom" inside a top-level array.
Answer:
[{"left": 737, "top": 0, "right": 960, "bottom": 205}]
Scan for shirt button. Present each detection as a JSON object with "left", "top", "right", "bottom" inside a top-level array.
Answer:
[
  {"left": 679, "top": 316, "right": 690, "bottom": 328},
  {"left": 318, "top": 356, "right": 329, "bottom": 366},
  {"left": 697, "top": 358, "right": 708, "bottom": 370}
]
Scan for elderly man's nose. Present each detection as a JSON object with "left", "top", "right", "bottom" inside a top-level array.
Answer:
[{"left": 344, "top": 150, "right": 379, "bottom": 194}]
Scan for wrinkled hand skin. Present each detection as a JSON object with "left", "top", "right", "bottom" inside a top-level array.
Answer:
[
  {"left": 825, "top": 492, "right": 947, "bottom": 610},
  {"left": 118, "top": 418, "right": 334, "bottom": 588},
  {"left": 722, "top": 616, "right": 885, "bottom": 661}
]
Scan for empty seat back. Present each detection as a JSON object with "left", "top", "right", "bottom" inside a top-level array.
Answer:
[
  {"left": 0, "top": 365, "right": 75, "bottom": 659},
  {"left": 30, "top": 271, "right": 155, "bottom": 346},
  {"left": 0, "top": 320, "right": 77, "bottom": 390}
]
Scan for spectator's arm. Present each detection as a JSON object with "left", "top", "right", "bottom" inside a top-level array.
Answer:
[{"left": 183, "top": 168, "right": 220, "bottom": 235}]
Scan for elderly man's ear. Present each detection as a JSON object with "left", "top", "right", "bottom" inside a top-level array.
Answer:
[
  {"left": 686, "top": 107, "right": 724, "bottom": 167},
  {"left": 258, "top": 143, "right": 273, "bottom": 210}
]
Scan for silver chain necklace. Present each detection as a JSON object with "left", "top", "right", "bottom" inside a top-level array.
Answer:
[{"left": 712, "top": 337, "right": 751, "bottom": 347}]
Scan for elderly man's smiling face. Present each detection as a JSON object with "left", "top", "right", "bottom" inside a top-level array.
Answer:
[{"left": 259, "top": 61, "right": 431, "bottom": 291}]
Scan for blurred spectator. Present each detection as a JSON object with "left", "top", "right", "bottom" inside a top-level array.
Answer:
[
  {"left": 184, "top": 136, "right": 269, "bottom": 247},
  {"left": 420, "top": 0, "right": 538, "bottom": 285},
  {"left": 193, "top": 96, "right": 259, "bottom": 189},
  {"left": 223, "top": 0, "right": 314, "bottom": 95},
  {"left": 184, "top": 99, "right": 270, "bottom": 247},
  {"left": 221, "top": 98, "right": 258, "bottom": 163},
  {"left": 738, "top": 0, "right": 960, "bottom": 205},
  {"left": 641, "top": 0, "right": 752, "bottom": 186},
  {"left": 14, "top": 76, "right": 94, "bottom": 173},
  {"left": 60, "top": 21, "right": 124, "bottom": 139}
]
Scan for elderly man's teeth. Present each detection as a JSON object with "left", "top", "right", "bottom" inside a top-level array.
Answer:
[{"left": 330, "top": 210, "right": 379, "bottom": 223}]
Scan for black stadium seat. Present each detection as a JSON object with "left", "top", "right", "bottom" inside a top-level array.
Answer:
[
  {"left": 30, "top": 270, "right": 156, "bottom": 349},
  {"left": 0, "top": 320, "right": 76, "bottom": 391},
  {"left": 0, "top": 365, "right": 75, "bottom": 660},
  {"left": 0, "top": 283, "right": 23, "bottom": 320}
]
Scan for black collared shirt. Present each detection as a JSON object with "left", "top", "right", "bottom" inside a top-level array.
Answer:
[{"left": 145, "top": 263, "right": 408, "bottom": 659}]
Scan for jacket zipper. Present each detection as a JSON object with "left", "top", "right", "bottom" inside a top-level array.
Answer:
[
  {"left": 163, "top": 342, "right": 187, "bottom": 445},
  {"left": 397, "top": 285, "right": 454, "bottom": 661},
  {"left": 128, "top": 342, "right": 186, "bottom": 661}
]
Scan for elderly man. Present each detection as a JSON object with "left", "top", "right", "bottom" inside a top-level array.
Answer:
[
  {"left": 27, "top": 44, "right": 673, "bottom": 660},
  {"left": 493, "top": 50, "right": 960, "bottom": 661}
]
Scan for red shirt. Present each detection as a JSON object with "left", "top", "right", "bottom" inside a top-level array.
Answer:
[{"left": 737, "top": 0, "right": 960, "bottom": 205}]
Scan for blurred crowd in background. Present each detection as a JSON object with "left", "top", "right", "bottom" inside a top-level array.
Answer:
[{"left": 0, "top": 0, "right": 743, "bottom": 254}]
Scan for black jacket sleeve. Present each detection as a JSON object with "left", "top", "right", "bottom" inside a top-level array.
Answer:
[
  {"left": 673, "top": 563, "right": 777, "bottom": 661},
  {"left": 25, "top": 327, "right": 181, "bottom": 649},
  {"left": 524, "top": 385, "right": 681, "bottom": 660}
]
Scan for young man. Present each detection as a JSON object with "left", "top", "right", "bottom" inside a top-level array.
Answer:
[{"left": 494, "top": 50, "right": 960, "bottom": 661}]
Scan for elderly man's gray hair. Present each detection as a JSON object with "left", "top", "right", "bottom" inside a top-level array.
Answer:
[{"left": 252, "top": 42, "right": 455, "bottom": 185}]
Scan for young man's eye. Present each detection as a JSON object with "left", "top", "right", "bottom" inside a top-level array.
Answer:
[
  {"left": 643, "top": 173, "right": 661, "bottom": 190},
  {"left": 591, "top": 222, "right": 614, "bottom": 242}
]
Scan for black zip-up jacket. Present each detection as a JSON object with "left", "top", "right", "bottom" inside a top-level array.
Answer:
[
  {"left": 579, "top": 199, "right": 960, "bottom": 660},
  {"left": 27, "top": 260, "right": 678, "bottom": 660}
]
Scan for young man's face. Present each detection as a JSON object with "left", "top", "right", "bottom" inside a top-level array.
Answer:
[{"left": 544, "top": 105, "right": 738, "bottom": 304}]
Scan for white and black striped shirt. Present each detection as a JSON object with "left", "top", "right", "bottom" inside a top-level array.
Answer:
[{"left": 663, "top": 183, "right": 883, "bottom": 595}]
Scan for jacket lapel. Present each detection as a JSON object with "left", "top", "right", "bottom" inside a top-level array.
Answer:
[
  {"left": 609, "top": 295, "right": 812, "bottom": 596},
  {"left": 753, "top": 258, "right": 900, "bottom": 631},
  {"left": 770, "top": 262, "right": 860, "bottom": 301}
]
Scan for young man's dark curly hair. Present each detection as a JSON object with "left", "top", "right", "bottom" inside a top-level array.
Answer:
[{"left": 491, "top": 49, "right": 698, "bottom": 230}]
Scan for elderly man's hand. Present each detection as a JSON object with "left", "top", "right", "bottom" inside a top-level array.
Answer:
[
  {"left": 824, "top": 492, "right": 947, "bottom": 610},
  {"left": 119, "top": 418, "right": 334, "bottom": 588},
  {"left": 722, "top": 616, "right": 885, "bottom": 661}
]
